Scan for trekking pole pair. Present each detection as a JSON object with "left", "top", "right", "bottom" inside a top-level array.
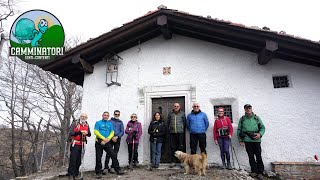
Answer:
[
  {"left": 80, "top": 134, "right": 86, "bottom": 180},
  {"left": 230, "top": 139, "right": 241, "bottom": 170}
]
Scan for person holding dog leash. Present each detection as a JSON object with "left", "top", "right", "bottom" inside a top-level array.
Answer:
[
  {"left": 67, "top": 113, "right": 91, "bottom": 180},
  {"left": 237, "top": 104, "right": 265, "bottom": 180},
  {"left": 213, "top": 107, "right": 233, "bottom": 170}
]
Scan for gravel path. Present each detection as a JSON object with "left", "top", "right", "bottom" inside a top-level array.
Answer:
[{"left": 37, "top": 165, "right": 274, "bottom": 180}]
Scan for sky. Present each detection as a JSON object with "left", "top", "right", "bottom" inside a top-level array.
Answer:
[{"left": 3, "top": 0, "right": 320, "bottom": 43}]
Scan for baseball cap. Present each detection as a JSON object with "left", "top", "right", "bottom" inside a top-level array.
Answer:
[{"left": 244, "top": 104, "right": 252, "bottom": 108}]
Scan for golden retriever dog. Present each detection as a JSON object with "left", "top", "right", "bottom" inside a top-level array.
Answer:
[{"left": 174, "top": 151, "right": 207, "bottom": 176}]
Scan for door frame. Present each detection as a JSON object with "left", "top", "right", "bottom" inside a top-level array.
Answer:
[{"left": 139, "top": 84, "right": 196, "bottom": 164}]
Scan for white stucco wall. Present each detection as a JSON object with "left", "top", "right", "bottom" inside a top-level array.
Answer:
[{"left": 81, "top": 35, "right": 320, "bottom": 171}]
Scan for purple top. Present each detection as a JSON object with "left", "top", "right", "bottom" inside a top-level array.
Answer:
[{"left": 125, "top": 120, "right": 142, "bottom": 143}]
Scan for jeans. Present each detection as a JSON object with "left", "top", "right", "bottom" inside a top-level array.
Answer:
[
  {"left": 190, "top": 133, "right": 207, "bottom": 154},
  {"left": 95, "top": 142, "right": 120, "bottom": 175},
  {"left": 67, "top": 145, "right": 82, "bottom": 176},
  {"left": 151, "top": 142, "right": 163, "bottom": 166},
  {"left": 245, "top": 142, "right": 264, "bottom": 174},
  {"left": 170, "top": 133, "right": 184, "bottom": 163},
  {"left": 105, "top": 138, "right": 121, "bottom": 169},
  {"left": 217, "top": 137, "right": 231, "bottom": 164}
]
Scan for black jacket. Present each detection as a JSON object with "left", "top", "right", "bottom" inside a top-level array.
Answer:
[{"left": 148, "top": 120, "right": 166, "bottom": 143}]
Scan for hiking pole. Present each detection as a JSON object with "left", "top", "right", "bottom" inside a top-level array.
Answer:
[
  {"left": 230, "top": 140, "right": 241, "bottom": 170},
  {"left": 130, "top": 136, "right": 135, "bottom": 169},
  {"left": 80, "top": 134, "right": 86, "bottom": 180},
  {"left": 129, "top": 136, "right": 134, "bottom": 170},
  {"left": 230, "top": 140, "right": 235, "bottom": 169}
]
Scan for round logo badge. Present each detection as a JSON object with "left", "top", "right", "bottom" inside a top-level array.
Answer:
[{"left": 9, "top": 9, "right": 65, "bottom": 65}]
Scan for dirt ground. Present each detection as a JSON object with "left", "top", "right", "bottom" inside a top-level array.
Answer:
[{"left": 45, "top": 165, "right": 274, "bottom": 180}]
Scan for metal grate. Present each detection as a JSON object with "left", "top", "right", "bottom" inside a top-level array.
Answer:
[
  {"left": 214, "top": 105, "right": 233, "bottom": 123},
  {"left": 273, "top": 76, "right": 289, "bottom": 88}
]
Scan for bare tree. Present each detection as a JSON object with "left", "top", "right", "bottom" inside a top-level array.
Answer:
[
  {"left": 0, "top": 0, "right": 17, "bottom": 55},
  {"left": 28, "top": 35, "right": 84, "bottom": 165},
  {"left": 30, "top": 68, "right": 82, "bottom": 165},
  {"left": 0, "top": 57, "right": 58, "bottom": 177},
  {"left": 64, "top": 35, "right": 83, "bottom": 52},
  {"left": 0, "top": 56, "right": 21, "bottom": 177},
  {"left": 0, "top": 33, "right": 84, "bottom": 178}
]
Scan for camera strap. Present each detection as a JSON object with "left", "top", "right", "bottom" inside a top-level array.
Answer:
[
  {"left": 220, "top": 116, "right": 228, "bottom": 128},
  {"left": 217, "top": 116, "right": 229, "bottom": 136}
]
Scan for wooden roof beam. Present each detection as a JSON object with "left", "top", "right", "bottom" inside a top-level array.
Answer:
[
  {"left": 157, "top": 15, "right": 172, "bottom": 40},
  {"left": 258, "top": 40, "right": 278, "bottom": 65},
  {"left": 72, "top": 54, "right": 94, "bottom": 73}
]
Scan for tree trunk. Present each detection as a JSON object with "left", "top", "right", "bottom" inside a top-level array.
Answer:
[
  {"left": 18, "top": 127, "right": 26, "bottom": 176},
  {"left": 10, "top": 122, "right": 18, "bottom": 177}
]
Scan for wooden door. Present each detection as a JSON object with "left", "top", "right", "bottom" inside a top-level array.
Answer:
[{"left": 151, "top": 97, "right": 185, "bottom": 163}]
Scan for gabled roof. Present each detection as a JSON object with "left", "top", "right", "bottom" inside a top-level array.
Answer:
[{"left": 41, "top": 7, "right": 320, "bottom": 86}]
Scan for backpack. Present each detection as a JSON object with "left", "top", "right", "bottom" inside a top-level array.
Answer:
[{"left": 68, "top": 119, "right": 80, "bottom": 142}]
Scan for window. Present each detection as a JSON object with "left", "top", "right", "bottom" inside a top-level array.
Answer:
[
  {"left": 273, "top": 75, "right": 289, "bottom": 88},
  {"left": 214, "top": 105, "right": 233, "bottom": 123}
]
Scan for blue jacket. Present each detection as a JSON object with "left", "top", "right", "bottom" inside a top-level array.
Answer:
[
  {"left": 187, "top": 110, "right": 209, "bottom": 134},
  {"left": 94, "top": 119, "right": 114, "bottom": 141},
  {"left": 110, "top": 117, "right": 124, "bottom": 138}
]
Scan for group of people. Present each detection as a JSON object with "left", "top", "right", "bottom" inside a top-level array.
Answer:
[{"left": 66, "top": 103, "right": 266, "bottom": 180}]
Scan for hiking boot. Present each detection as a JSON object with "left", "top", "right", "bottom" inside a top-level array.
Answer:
[
  {"left": 221, "top": 163, "right": 226, "bottom": 169},
  {"left": 116, "top": 168, "right": 125, "bottom": 175},
  {"left": 148, "top": 165, "right": 153, "bottom": 171},
  {"left": 227, "top": 163, "right": 232, "bottom": 170},
  {"left": 102, "top": 169, "right": 108, "bottom": 175},
  {"left": 96, "top": 174, "right": 102, "bottom": 179},
  {"left": 249, "top": 172, "right": 257, "bottom": 177},
  {"left": 154, "top": 164, "right": 159, "bottom": 168},
  {"left": 133, "top": 161, "right": 139, "bottom": 167},
  {"left": 109, "top": 168, "right": 116, "bottom": 174},
  {"left": 169, "top": 163, "right": 176, "bottom": 168},
  {"left": 257, "top": 174, "right": 263, "bottom": 180},
  {"left": 128, "top": 163, "right": 133, "bottom": 169}
]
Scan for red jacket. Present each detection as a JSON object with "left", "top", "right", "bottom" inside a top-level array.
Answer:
[
  {"left": 70, "top": 121, "right": 91, "bottom": 146},
  {"left": 213, "top": 116, "right": 233, "bottom": 140}
]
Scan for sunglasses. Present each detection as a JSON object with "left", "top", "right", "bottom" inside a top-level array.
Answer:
[
  {"left": 193, "top": 106, "right": 199, "bottom": 107},
  {"left": 131, "top": 116, "right": 137, "bottom": 118},
  {"left": 174, "top": 106, "right": 179, "bottom": 107},
  {"left": 114, "top": 114, "right": 120, "bottom": 116},
  {"left": 218, "top": 111, "right": 224, "bottom": 113}
]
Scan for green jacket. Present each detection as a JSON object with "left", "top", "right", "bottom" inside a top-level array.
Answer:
[
  {"left": 168, "top": 110, "right": 186, "bottom": 133},
  {"left": 237, "top": 113, "right": 265, "bottom": 142}
]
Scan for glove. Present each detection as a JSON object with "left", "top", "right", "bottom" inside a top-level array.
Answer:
[{"left": 132, "top": 131, "right": 137, "bottom": 140}]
